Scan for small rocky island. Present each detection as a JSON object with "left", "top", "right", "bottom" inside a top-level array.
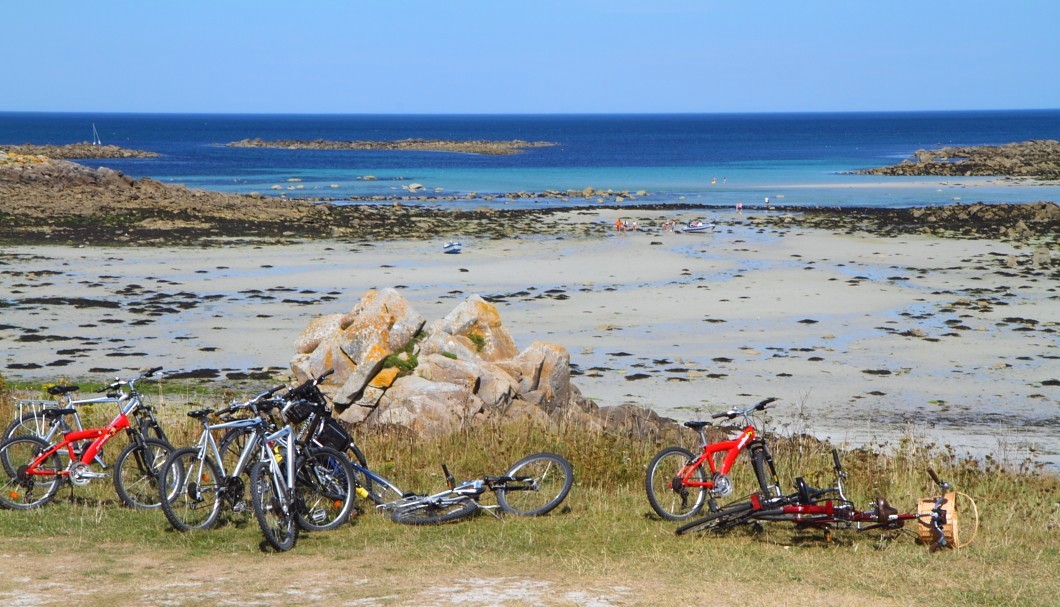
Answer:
[
  {"left": 226, "top": 137, "right": 555, "bottom": 156},
  {"left": 0, "top": 142, "right": 159, "bottom": 159},
  {"left": 854, "top": 139, "right": 1060, "bottom": 180}
]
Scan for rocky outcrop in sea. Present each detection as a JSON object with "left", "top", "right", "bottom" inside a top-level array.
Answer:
[
  {"left": 227, "top": 137, "right": 555, "bottom": 156},
  {"left": 0, "top": 143, "right": 158, "bottom": 159},
  {"left": 852, "top": 139, "right": 1060, "bottom": 180}
]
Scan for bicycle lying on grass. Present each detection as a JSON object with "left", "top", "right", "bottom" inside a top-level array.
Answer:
[
  {"left": 0, "top": 367, "right": 175, "bottom": 510},
  {"left": 676, "top": 448, "right": 978, "bottom": 551},
  {"left": 381, "top": 453, "right": 574, "bottom": 525},
  {"left": 645, "top": 397, "right": 782, "bottom": 521}
]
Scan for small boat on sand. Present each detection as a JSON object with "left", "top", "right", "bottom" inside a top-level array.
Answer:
[
  {"left": 443, "top": 241, "right": 463, "bottom": 254},
  {"left": 681, "top": 220, "right": 715, "bottom": 233}
]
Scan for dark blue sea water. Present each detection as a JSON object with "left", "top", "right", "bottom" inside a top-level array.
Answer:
[{"left": 2, "top": 111, "right": 1059, "bottom": 209}]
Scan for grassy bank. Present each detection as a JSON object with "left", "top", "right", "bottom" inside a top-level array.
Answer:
[{"left": 0, "top": 380, "right": 1057, "bottom": 606}]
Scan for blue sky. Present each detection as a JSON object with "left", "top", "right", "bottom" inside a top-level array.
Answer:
[{"left": 6, "top": 1, "right": 1059, "bottom": 114}]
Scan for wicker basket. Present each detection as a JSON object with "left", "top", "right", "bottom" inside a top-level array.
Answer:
[{"left": 917, "top": 492, "right": 959, "bottom": 547}]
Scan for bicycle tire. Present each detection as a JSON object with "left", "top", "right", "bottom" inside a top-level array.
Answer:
[
  {"left": 0, "top": 436, "right": 63, "bottom": 510},
  {"left": 250, "top": 461, "right": 298, "bottom": 551},
  {"left": 113, "top": 438, "right": 175, "bottom": 509},
  {"left": 159, "top": 447, "right": 225, "bottom": 531},
  {"left": 751, "top": 443, "right": 781, "bottom": 499},
  {"left": 645, "top": 446, "right": 707, "bottom": 521},
  {"left": 294, "top": 446, "right": 356, "bottom": 532},
  {"left": 675, "top": 499, "right": 757, "bottom": 535},
  {"left": 390, "top": 496, "right": 478, "bottom": 525},
  {"left": 496, "top": 452, "right": 574, "bottom": 516}
]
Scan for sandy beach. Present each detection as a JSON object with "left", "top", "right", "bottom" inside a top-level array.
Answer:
[{"left": 2, "top": 208, "right": 1056, "bottom": 469}]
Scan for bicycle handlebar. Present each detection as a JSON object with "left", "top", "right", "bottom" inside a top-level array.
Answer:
[
  {"left": 713, "top": 397, "right": 779, "bottom": 420},
  {"left": 927, "top": 468, "right": 951, "bottom": 492}
]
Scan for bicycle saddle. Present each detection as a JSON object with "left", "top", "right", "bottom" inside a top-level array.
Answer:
[
  {"left": 874, "top": 497, "right": 900, "bottom": 525},
  {"left": 795, "top": 477, "right": 818, "bottom": 504},
  {"left": 683, "top": 421, "right": 710, "bottom": 430},
  {"left": 47, "top": 385, "right": 80, "bottom": 396},
  {"left": 186, "top": 408, "right": 215, "bottom": 419}
]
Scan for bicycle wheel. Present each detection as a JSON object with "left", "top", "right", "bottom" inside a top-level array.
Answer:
[
  {"left": 219, "top": 427, "right": 255, "bottom": 476},
  {"left": 496, "top": 452, "right": 574, "bottom": 516},
  {"left": 751, "top": 444, "right": 781, "bottom": 499},
  {"left": 0, "top": 436, "right": 62, "bottom": 510},
  {"left": 2, "top": 411, "right": 72, "bottom": 477},
  {"left": 390, "top": 496, "right": 478, "bottom": 525},
  {"left": 159, "top": 447, "right": 225, "bottom": 531},
  {"left": 645, "top": 446, "right": 707, "bottom": 521},
  {"left": 250, "top": 461, "right": 298, "bottom": 551},
  {"left": 295, "top": 446, "right": 356, "bottom": 532},
  {"left": 675, "top": 499, "right": 757, "bottom": 535},
  {"left": 113, "top": 438, "right": 174, "bottom": 509}
]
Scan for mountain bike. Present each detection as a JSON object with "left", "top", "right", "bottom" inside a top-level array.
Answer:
[
  {"left": 248, "top": 386, "right": 357, "bottom": 552},
  {"left": 676, "top": 449, "right": 978, "bottom": 551},
  {"left": 158, "top": 385, "right": 287, "bottom": 531},
  {"left": 3, "top": 374, "right": 169, "bottom": 448},
  {"left": 279, "top": 370, "right": 370, "bottom": 485},
  {"left": 384, "top": 453, "right": 574, "bottom": 525},
  {"left": 0, "top": 367, "right": 175, "bottom": 510},
  {"left": 645, "top": 397, "right": 782, "bottom": 521},
  {"left": 3, "top": 385, "right": 121, "bottom": 470}
]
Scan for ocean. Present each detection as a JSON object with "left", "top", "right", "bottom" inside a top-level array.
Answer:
[{"left": 2, "top": 110, "right": 1059, "bottom": 209}]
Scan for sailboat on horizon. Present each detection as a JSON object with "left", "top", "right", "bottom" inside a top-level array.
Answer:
[{"left": 91, "top": 123, "right": 102, "bottom": 146}]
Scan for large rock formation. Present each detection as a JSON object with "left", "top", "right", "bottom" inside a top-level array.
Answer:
[{"left": 290, "top": 289, "right": 675, "bottom": 438}]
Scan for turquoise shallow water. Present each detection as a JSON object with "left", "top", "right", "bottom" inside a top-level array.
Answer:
[{"left": 2, "top": 110, "right": 1059, "bottom": 209}]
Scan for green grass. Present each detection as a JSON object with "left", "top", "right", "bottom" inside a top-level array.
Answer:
[{"left": 1, "top": 380, "right": 1058, "bottom": 606}]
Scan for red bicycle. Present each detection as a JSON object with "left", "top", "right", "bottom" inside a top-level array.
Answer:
[
  {"left": 0, "top": 367, "right": 175, "bottom": 510},
  {"left": 676, "top": 449, "right": 978, "bottom": 551},
  {"left": 645, "top": 397, "right": 782, "bottom": 521}
]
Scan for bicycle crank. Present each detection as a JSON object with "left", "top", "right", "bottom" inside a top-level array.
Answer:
[
  {"left": 710, "top": 473, "right": 733, "bottom": 498},
  {"left": 69, "top": 462, "right": 108, "bottom": 486}
]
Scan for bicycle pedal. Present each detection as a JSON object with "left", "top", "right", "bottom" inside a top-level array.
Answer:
[{"left": 232, "top": 500, "right": 246, "bottom": 513}]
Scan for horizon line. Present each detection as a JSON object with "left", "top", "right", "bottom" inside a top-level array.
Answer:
[{"left": 2, "top": 108, "right": 1059, "bottom": 118}]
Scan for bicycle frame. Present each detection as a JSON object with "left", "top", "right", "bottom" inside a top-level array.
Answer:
[
  {"left": 22, "top": 397, "right": 139, "bottom": 481},
  {"left": 194, "top": 415, "right": 266, "bottom": 480},
  {"left": 676, "top": 397, "right": 779, "bottom": 496},
  {"left": 259, "top": 424, "right": 298, "bottom": 513},
  {"left": 678, "top": 427, "right": 760, "bottom": 492}
]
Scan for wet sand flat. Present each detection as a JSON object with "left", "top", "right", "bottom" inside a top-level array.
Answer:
[{"left": 1, "top": 209, "right": 1057, "bottom": 467}]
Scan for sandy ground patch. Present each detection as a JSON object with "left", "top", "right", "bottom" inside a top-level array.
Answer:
[{"left": 1, "top": 211, "right": 1057, "bottom": 467}]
